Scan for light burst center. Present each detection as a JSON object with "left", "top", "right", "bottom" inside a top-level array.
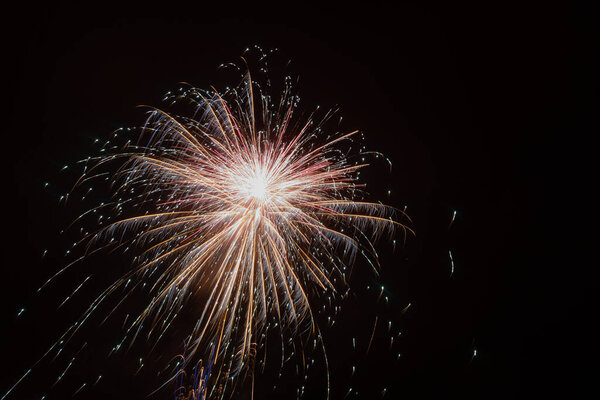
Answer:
[
  {"left": 247, "top": 172, "right": 268, "bottom": 200},
  {"left": 239, "top": 167, "right": 271, "bottom": 203}
]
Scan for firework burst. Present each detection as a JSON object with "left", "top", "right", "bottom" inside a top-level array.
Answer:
[{"left": 4, "top": 52, "right": 412, "bottom": 399}]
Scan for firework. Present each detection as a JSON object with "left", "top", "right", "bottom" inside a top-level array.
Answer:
[{"left": 5, "top": 52, "right": 412, "bottom": 399}]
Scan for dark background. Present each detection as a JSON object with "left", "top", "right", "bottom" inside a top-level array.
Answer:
[{"left": 2, "top": 1, "right": 596, "bottom": 399}]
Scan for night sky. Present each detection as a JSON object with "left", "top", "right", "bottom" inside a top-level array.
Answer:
[{"left": 3, "top": 2, "right": 596, "bottom": 399}]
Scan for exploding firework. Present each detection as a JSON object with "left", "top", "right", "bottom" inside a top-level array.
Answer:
[{"left": 4, "top": 51, "right": 412, "bottom": 399}]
